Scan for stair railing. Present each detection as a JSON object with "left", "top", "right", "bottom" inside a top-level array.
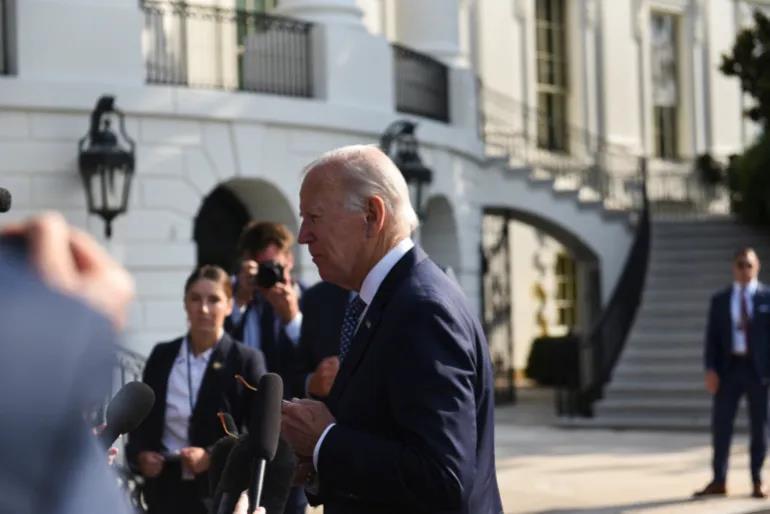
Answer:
[{"left": 559, "top": 158, "right": 651, "bottom": 416}]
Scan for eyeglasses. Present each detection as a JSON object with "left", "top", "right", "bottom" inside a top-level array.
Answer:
[{"left": 736, "top": 261, "right": 754, "bottom": 269}]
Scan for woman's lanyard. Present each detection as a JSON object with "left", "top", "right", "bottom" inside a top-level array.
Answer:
[{"left": 184, "top": 337, "right": 195, "bottom": 414}]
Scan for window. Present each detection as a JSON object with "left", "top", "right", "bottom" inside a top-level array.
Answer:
[
  {"left": 554, "top": 253, "right": 577, "bottom": 328},
  {"left": 650, "top": 12, "right": 679, "bottom": 160},
  {"left": 535, "top": 0, "right": 568, "bottom": 152}
]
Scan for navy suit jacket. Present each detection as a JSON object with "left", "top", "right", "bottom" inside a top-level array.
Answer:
[
  {"left": 290, "top": 281, "right": 349, "bottom": 398},
  {"left": 312, "top": 246, "right": 502, "bottom": 514},
  {"left": 705, "top": 283, "right": 770, "bottom": 381}
]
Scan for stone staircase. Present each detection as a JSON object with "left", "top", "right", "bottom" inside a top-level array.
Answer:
[{"left": 590, "top": 216, "right": 770, "bottom": 430}]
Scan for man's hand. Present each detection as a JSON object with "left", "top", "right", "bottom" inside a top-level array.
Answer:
[
  {"left": 260, "top": 281, "right": 300, "bottom": 324},
  {"left": 233, "top": 492, "right": 266, "bottom": 514},
  {"left": 308, "top": 356, "right": 340, "bottom": 398},
  {"left": 137, "top": 451, "right": 165, "bottom": 478},
  {"left": 236, "top": 259, "right": 258, "bottom": 307},
  {"left": 2, "top": 212, "right": 135, "bottom": 330},
  {"left": 705, "top": 370, "right": 720, "bottom": 395},
  {"left": 281, "top": 399, "right": 335, "bottom": 458},
  {"left": 180, "top": 446, "right": 210, "bottom": 475}
]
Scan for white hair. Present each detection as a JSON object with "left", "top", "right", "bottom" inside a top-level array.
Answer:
[{"left": 304, "top": 144, "right": 419, "bottom": 234}]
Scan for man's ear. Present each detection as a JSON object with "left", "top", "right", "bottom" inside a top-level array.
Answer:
[{"left": 365, "top": 196, "right": 387, "bottom": 238}]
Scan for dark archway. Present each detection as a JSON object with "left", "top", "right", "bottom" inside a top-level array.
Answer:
[{"left": 193, "top": 185, "right": 251, "bottom": 273}]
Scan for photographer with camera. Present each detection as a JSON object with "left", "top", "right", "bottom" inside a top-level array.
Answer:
[{"left": 225, "top": 221, "right": 308, "bottom": 514}]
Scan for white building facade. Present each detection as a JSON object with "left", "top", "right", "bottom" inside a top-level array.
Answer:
[{"left": 0, "top": 0, "right": 756, "bottom": 377}]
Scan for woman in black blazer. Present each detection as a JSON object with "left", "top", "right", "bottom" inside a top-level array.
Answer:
[{"left": 127, "top": 265, "right": 265, "bottom": 514}]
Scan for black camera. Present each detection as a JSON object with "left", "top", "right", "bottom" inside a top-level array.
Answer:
[{"left": 254, "top": 261, "right": 285, "bottom": 289}]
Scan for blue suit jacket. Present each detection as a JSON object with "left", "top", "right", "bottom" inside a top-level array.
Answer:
[
  {"left": 313, "top": 247, "right": 502, "bottom": 514},
  {"left": 705, "top": 283, "right": 770, "bottom": 381}
]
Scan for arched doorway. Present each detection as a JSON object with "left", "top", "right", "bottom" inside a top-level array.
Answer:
[
  {"left": 193, "top": 178, "right": 299, "bottom": 275},
  {"left": 421, "top": 195, "right": 461, "bottom": 273},
  {"left": 481, "top": 207, "right": 601, "bottom": 403}
]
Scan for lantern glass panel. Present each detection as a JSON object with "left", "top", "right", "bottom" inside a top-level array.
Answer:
[{"left": 97, "top": 165, "right": 129, "bottom": 212}]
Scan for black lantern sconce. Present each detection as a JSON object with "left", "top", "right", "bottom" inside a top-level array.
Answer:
[
  {"left": 78, "top": 95, "right": 135, "bottom": 238},
  {"left": 379, "top": 120, "right": 433, "bottom": 220}
]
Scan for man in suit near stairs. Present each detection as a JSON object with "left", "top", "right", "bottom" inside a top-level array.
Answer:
[{"left": 695, "top": 247, "right": 770, "bottom": 499}]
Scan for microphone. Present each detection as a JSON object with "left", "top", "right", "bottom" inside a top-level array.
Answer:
[
  {"left": 98, "top": 381, "right": 155, "bottom": 448},
  {"left": 248, "top": 373, "right": 283, "bottom": 511},
  {"left": 208, "top": 435, "right": 239, "bottom": 497},
  {"left": 213, "top": 435, "right": 254, "bottom": 514},
  {"left": 0, "top": 188, "right": 10, "bottom": 212}
]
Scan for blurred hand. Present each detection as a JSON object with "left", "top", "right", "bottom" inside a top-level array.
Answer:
[
  {"left": 705, "top": 370, "right": 720, "bottom": 395},
  {"left": 233, "top": 492, "right": 266, "bottom": 514},
  {"left": 236, "top": 259, "right": 258, "bottom": 308},
  {"left": 260, "top": 281, "right": 300, "bottom": 324},
  {"left": 281, "top": 398, "right": 335, "bottom": 458},
  {"left": 180, "top": 446, "right": 210, "bottom": 475},
  {"left": 137, "top": 451, "right": 165, "bottom": 478},
  {"left": 308, "top": 356, "right": 340, "bottom": 398},
  {"left": 293, "top": 457, "right": 315, "bottom": 487},
  {"left": 1, "top": 212, "right": 134, "bottom": 330},
  {"left": 91, "top": 423, "right": 119, "bottom": 466}
]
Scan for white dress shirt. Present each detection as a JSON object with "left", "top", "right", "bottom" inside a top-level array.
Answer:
[
  {"left": 312, "top": 237, "right": 415, "bottom": 471},
  {"left": 161, "top": 338, "right": 216, "bottom": 457},
  {"left": 731, "top": 279, "right": 759, "bottom": 355}
]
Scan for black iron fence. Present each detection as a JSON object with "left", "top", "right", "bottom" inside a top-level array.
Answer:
[
  {"left": 479, "top": 85, "right": 644, "bottom": 212},
  {"left": 0, "top": 0, "right": 9, "bottom": 75},
  {"left": 393, "top": 44, "right": 449, "bottom": 123},
  {"left": 142, "top": 0, "right": 313, "bottom": 97}
]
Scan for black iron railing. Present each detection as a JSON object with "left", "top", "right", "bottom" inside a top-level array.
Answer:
[
  {"left": 647, "top": 161, "right": 730, "bottom": 218},
  {"left": 0, "top": 0, "right": 9, "bottom": 75},
  {"left": 393, "top": 44, "right": 450, "bottom": 123},
  {"left": 479, "top": 85, "right": 644, "bottom": 212},
  {"left": 558, "top": 161, "right": 651, "bottom": 416},
  {"left": 142, "top": 0, "right": 313, "bottom": 97}
]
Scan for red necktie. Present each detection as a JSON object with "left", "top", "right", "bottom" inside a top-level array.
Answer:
[{"left": 741, "top": 287, "right": 751, "bottom": 352}]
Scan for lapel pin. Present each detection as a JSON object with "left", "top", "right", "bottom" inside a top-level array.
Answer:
[
  {"left": 212, "top": 361, "right": 223, "bottom": 371},
  {"left": 365, "top": 319, "right": 371, "bottom": 329}
]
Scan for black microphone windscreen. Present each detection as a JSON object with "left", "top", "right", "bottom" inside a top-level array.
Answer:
[
  {"left": 100, "top": 381, "right": 155, "bottom": 447},
  {"left": 217, "top": 435, "right": 254, "bottom": 494},
  {"left": 251, "top": 373, "right": 283, "bottom": 461},
  {"left": 208, "top": 436, "right": 239, "bottom": 496},
  {"left": 0, "top": 188, "right": 10, "bottom": 213}
]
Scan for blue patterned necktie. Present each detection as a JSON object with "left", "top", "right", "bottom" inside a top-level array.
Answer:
[{"left": 338, "top": 295, "right": 367, "bottom": 364}]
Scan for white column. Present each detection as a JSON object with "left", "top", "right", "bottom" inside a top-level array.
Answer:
[
  {"left": 393, "top": 0, "right": 464, "bottom": 66},
  {"left": 275, "top": 0, "right": 393, "bottom": 111},
  {"left": 15, "top": 0, "right": 143, "bottom": 85},
  {"left": 274, "top": 0, "right": 365, "bottom": 27}
]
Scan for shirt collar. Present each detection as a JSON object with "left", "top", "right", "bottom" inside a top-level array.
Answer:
[
  {"left": 733, "top": 279, "right": 759, "bottom": 296},
  {"left": 178, "top": 336, "right": 219, "bottom": 363},
  {"left": 358, "top": 238, "right": 414, "bottom": 306}
]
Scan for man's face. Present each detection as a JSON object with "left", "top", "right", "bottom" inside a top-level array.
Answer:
[
  {"left": 298, "top": 169, "right": 368, "bottom": 290},
  {"left": 733, "top": 251, "right": 760, "bottom": 285},
  {"left": 249, "top": 243, "right": 293, "bottom": 284}
]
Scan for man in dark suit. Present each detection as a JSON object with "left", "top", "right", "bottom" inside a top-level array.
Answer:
[
  {"left": 291, "top": 281, "right": 350, "bottom": 400},
  {"left": 225, "top": 220, "right": 308, "bottom": 514},
  {"left": 695, "top": 247, "right": 770, "bottom": 499},
  {"left": 281, "top": 145, "right": 503, "bottom": 514}
]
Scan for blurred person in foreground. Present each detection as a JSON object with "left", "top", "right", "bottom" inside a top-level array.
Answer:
[
  {"left": 0, "top": 213, "right": 134, "bottom": 514},
  {"left": 126, "top": 265, "right": 266, "bottom": 514},
  {"left": 695, "top": 247, "right": 770, "bottom": 499},
  {"left": 281, "top": 145, "right": 503, "bottom": 514}
]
